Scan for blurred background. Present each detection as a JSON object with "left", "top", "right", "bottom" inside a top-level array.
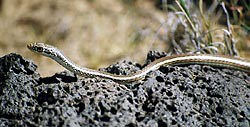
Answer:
[{"left": 0, "top": 0, "right": 249, "bottom": 77}]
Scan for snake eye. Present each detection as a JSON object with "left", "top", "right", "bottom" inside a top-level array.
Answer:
[{"left": 36, "top": 47, "right": 43, "bottom": 52}]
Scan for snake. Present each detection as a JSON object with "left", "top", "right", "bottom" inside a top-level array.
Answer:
[{"left": 27, "top": 42, "right": 250, "bottom": 82}]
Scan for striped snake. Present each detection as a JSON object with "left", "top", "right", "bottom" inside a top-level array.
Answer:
[{"left": 27, "top": 42, "right": 250, "bottom": 82}]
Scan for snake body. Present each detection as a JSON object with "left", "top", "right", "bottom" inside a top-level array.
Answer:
[{"left": 27, "top": 42, "right": 250, "bottom": 82}]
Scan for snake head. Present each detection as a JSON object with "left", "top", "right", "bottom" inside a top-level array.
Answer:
[{"left": 27, "top": 42, "right": 57, "bottom": 57}]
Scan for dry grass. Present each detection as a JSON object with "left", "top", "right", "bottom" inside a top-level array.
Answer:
[
  {"left": 0, "top": 0, "right": 165, "bottom": 76},
  {"left": 0, "top": 0, "right": 249, "bottom": 77}
]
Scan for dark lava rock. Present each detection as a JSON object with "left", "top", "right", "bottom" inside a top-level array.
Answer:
[{"left": 0, "top": 53, "right": 249, "bottom": 127}]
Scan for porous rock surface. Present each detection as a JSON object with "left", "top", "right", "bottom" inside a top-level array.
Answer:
[{"left": 0, "top": 53, "right": 249, "bottom": 127}]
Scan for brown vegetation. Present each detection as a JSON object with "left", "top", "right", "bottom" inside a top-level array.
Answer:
[{"left": 0, "top": 0, "right": 249, "bottom": 76}]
